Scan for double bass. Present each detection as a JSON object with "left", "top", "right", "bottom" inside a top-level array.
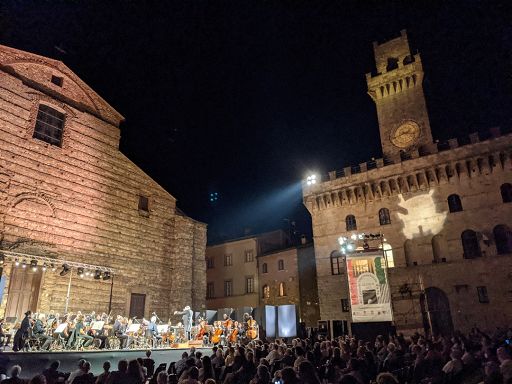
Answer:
[{"left": 246, "top": 317, "right": 258, "bottom": 340}]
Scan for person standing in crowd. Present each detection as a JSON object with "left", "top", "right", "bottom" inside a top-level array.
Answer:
[
  {"left": 43, "top": 361, "right": 65, "bottom": 384},
  {"left": 67, "top": 359, "right": 86, "bottom": 384},
  {"left": 73, "top": 362, "right": 93, "bottom": 384},
  {"left": 106, "top": 359, "right": 128, "bottom": 384},
  {"left": 95, "top": 361, "right": 111, "bottom": 384},
  {"left": 174, "top": 352, "right": 189, "bottom": 377},
  {"left": 125, "top": 360, "right": 145, "bottom": 384},
  {"left": 0, "top": 365, "right": 23, "bottom": 384},
  {"left": 143, "top": 350, "right": 156, "bottom": 378}
]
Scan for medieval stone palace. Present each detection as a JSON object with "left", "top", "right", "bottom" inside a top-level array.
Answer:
[
  {"left": 0, "top": 45, "right": 206, "bottom": 320},
  {"left": 303, "top": 31, "right": 512, "bottom": 336}
]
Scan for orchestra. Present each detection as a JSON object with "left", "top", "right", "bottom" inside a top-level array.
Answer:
[{"left": 1, "top": 307, "right": 259, "bottom": 352}]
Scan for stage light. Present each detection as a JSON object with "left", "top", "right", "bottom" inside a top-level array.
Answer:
[
  {"left": 21, "top": 260, "right": 27, "bottom": 269},
  {"left": 30, "top": 260, "right": 37, "bottom": 272},
  {"left": 14, "top": 259, "right": 19, "bottom": 267},
  {"left": 42, "top": 264, "right": 47, "bottom": 272},
  {"left": 0, "top": 253, "right": 4, "bottom": 265},
  {"left": 94, "top": 270, "right": 102, "bottom": 280},
  {"left": 306, "top": 174, "right": 317, "bottom": 186},
  {"left": 51, "top": 264, "right": 56, "bottom": 272},
  {"left": 350, "top": 234, "right": 357, "bottom": 240},
  {"left": 347, "top": 244, "right": 354, "bottom": 251},
  {"left": 77, "top": 267, "right": 84, "bottom": 277},
  {"left": 60, "top": 264, "right": 70, "bottom": 276},
  {"left": 102, "top": 271, "right": 111, "bottom": 280}
]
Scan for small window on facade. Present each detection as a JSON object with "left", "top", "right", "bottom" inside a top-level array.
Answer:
[
  {"left": 341, "top": 299, "right": 350, "bottom": 312},
  {"left": 33, "top": 104, "right": 65, "bottom": 146},
  {"left": 224, "top": 280, "right": 233, "bottom": 297},
  {"left": 501, "top": 183, "right": 512, "bottom": 203},
  {"left": 448, "top": 194, "right": 463, "bottom": 213},
  {"left": 246, "top": 276, "right": 255, "bottom": 294},
  {"left": 493, "top": 224, "right": 512, "bottom": 255},
  {"left": 206, "top": 282, "right": 215, "bottom": 299},
  {"left": 245, "top": 250, "right": 254, "bottom": 262},
  {"left": 379, "top": 208, "right": 391, "bottom": 225},
  {"left": 330, "top": 251, "right": 342, "bottom": 275},
  {"left": 262, "top": 263, "right": 268, "bottom": 273},
  {"left": 51, "top": 75, "right": 63, "bottom": 87},
  {"left": 206, "top": 258, "right": 214, "bottom": 269},
  {"left": 279, "top": 282, "right": 286, "bottom": 297},
  {"left": 262, "top": 285, "right": 270, "bottom": 299},
  {"left": 224, "top": 254, "right": 233, "bottom": 266},
  {"left": 138, "top": 195, "right": 149, "bottom": 212},
  {"left": 461, "top": 230, "right": 481, "bottom": 259},
  {"left": 278, "top": 259, "right": 284, "bottom": 270},
  {"left": 477, "top": 286, "right": 489, "bottom": 303},
  {"left": 346, "top": 215, "right": 357, "bottom": 231}
]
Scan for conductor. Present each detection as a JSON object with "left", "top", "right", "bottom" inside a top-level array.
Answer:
[{"left": 174, "top": 306, "right": 193, "bottom": 340}]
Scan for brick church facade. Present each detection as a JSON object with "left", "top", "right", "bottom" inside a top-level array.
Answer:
[
  {"left": 303, "top": 31, "right": 512, "bottom": 336},
  {"left": 0, "top": 44, "right": 207, "bottom": 321}
]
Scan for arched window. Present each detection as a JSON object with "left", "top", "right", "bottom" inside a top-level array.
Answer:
[
  {"left": 330, "top": 250, "right": 343, "bottom": 275},
  {"left": 448, "top": 194, "right": 463, "bottom": 213},
  {"left": 493, "top": 225, "right": 512, "bottom": 255},
  {"left": 461, "top": 230, "right": 481, "bottom": 259},
  {"left": 278, "top": 259, "right": 284, "bottom": 271},
  {"left": 501, "top": 183, "right": 512, "bottom": 203},
  {"left": 262, "top": 285, "right": 270, "bottom": 299},
  {"left": 279, "top": 282, "right": 286, "bottom": 297},
  {"left": 262, "top": 263, "right": 268, "bottom": 273},
  {"left": 346, "top": 215, "right": 357, "bottom": 231},
  {"left": 381, "top": 243, "right": 395, "bottom": 268},
  {"left": 379, "top": 208, "right": 391, "bottom": 225}
]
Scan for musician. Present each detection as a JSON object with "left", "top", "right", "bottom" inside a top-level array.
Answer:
[
  {"left": 147, "top": 315, "right": 162, "bottom": 346},
  {"left": 174, "top": 306, "right": 193, "bottom": 340},
  {"left": 33, "top": 313, "right": 53, "bottom": 350},
  {"left": 74, "top": 314, "right": 93, "bottom": 348},
  {"left": 114, "top": 315, "right": 128, "bottom": 349},
  {"left": 0, "top": 318, "right": 12, "bottom": 347},
  {"left": 13, "top": 310, "right": 32, "bottom": 351},
  {"left": 90, "top": 314, "right": 108, "bottom": 349}
]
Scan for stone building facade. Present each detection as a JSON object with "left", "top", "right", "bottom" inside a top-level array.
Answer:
[
  {"left": 302, "top": 31, "right": 512, "bottom": 336},
  {"left": 0, "top": 44, "right": 207, "bottom": 321},
  {"left": 206, "top": 231, "right": 320, "bottom": 327}
]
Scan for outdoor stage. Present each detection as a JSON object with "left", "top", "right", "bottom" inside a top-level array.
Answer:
[{"left": 0, "top": 347, "right": 210, "bottom": 378}]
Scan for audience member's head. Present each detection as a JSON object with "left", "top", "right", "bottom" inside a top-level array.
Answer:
[
  {"left": 157, "top": 371, "right": 169, "bottom": 384},
  {"left": 29, "top": 375, "right": 46, "bottom": 384},
  {"left": 103, "top": 361, "right": 111, "bottom": 372},
  {"left": 146, "top": 350, "right": 152, "bottom": 358},
  {"left": 118, "top": 359, "right": 129, "bottom": 373},
  {"left": 10, "top": 365, "right": 21, "bottom": 378},
  {"left": 281, "top": 367, "right": 298, "bottom": 384},
  {"left": 189, "top": 366, "right": 199, "bottom": 380},
  {"left": 376, "top": 372, "right": 399, "bottom": 384}
]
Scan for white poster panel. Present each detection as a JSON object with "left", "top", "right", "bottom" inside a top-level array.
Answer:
[{"left": 346, "top": 251, "right": 392, "bottom": 323}]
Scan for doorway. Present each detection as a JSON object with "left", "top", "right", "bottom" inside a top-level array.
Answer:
[
  {"left": 420, "top": 287, "right": 454, "bottom": 336},
  {"left": 5, "top": 267, "right": 43, "bottom": 320}
]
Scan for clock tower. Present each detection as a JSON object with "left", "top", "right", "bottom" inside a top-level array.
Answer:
[{"left": 366, "top": 30, "right": 433, "bottom": 161}]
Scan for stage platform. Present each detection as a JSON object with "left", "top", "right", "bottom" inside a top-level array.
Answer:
[{"left": 0, "top": 347, "right": 210, "bottom": 379}]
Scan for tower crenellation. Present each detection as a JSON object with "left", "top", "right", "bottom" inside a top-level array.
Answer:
[{"left": 366, "top": 30, "right": 433, "bottom": 162}]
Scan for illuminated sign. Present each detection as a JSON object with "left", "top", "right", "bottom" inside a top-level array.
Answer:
[{"left": 346, "top": 251, "right": 392, "bottom": 323}]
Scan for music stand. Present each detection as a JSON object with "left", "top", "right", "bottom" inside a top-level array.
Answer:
[
  {"left": 127, "top": 324, "right": 140, "bottom": 333},
  {"left": 5, "top": 317, "right": 17, "bottom": 324},
  {"left": 157, "top": 325, "right": 169, "bottom": 334},
  {"left": 92, "top": 321, "right": 104, "bottom": 331},
  {"left": 55, "top": 323, "right": 67, "bottom": 333}
]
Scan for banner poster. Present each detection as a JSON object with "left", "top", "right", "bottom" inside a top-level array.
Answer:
[{"left": 346, "top": 251, "right": 392, "bottom": 323}]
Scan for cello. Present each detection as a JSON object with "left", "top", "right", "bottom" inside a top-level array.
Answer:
[
  {"left": 211, "top": 321, "right": 223, "bottom": 344},
  {"left": 246, "top": 317, "right": 258, "bottom": 340},
  {"left": 229, "top": 321, "right": 239, "bottom": 344}
]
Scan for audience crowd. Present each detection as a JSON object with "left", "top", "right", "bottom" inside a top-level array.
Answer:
[{"left": 0, "top": 327, "right": 511, "bottom": 384}]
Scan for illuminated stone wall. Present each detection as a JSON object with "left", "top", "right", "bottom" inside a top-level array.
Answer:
[
  {"left": 303, "top": 31, "right": 512, "bottom": 334},
  {"left": 0, "top": 44, "right": 206, "bottom": 320}
]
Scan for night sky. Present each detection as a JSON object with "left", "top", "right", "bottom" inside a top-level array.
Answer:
[{"left": 1, "top": 1, "right": 511, "bottom": 242}]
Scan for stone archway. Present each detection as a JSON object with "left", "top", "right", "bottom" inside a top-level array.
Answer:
[{"left": 420, "top": 287, "right": 454, "bottom": 336}]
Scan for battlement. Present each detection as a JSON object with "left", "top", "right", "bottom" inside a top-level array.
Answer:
[{"left": 303, "top": 127, "right": 512, "bottom": 201}]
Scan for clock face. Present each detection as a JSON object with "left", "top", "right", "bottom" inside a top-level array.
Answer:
[{"left": 390, "top": 121, "right": 421, "bottom": 148}]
